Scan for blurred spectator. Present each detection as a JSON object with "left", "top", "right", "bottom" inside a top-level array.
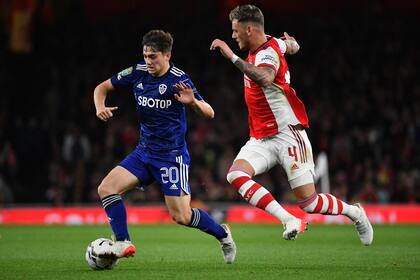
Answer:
[{"left": 0, "top": 1, "right": 419, "bottom": 205}]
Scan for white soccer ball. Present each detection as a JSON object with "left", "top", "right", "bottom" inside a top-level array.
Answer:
[{"left": 85, "top": 238, "right": 119, "bottom": 270}]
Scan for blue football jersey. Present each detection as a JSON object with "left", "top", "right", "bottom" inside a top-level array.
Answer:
[{"left": 110, "top": 61, "right": 203, "bottom": 154}]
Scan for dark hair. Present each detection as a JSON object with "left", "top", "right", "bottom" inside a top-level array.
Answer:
[
  {"left": 229, "top": 4, "right": 264, "bottom": 26},
  {"left": 142, "top": 30, "right": 173, "bottom": 53}
]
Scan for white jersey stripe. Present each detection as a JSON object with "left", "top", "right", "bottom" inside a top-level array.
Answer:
[
  {"left": 177, "top": 156, "right": 184, "bottom": 193},
  {"left": 170, "top": 68, "right": 184, "bottom": 75},
  {"left": 289, "top": 125, "right": 304, "bottom": 163},
  {"left": 172, "top": 67, "right": 185, "bottom": 74},
  {"left": 261, "top": 85, "right": 300, "bottom": 132},
  {"left": 136, "top": 64, "right": 147, "bottom": 69},
  {"left": 184, "top": 164, "right": 189, "bottom": 194},
  {"left": 181, "top": 163, "right": 187, "bottom": 194},
  {"left": 294, "top": 127, "right": 307, "bottom": 162},
  {"left": 179, "top": 156, "right": 184, "bottom": 192},
  {"left": 170, "top": 70, "right": 182, "bottom": 77}
]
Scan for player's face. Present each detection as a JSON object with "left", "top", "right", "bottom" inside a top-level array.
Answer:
[
  {"left": 231, "top": 20, "right": 249, "bottom": 51},
  {"left": 143, "top": 46, "right": 171, "bottom": 77}
]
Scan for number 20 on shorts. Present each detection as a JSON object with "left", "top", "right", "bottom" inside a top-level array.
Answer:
[{"left": 160, "top": 166, "right": 180, "bottom": 184}]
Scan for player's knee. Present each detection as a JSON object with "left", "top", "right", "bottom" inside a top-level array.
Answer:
[
  {"left": 226, "top": 171, "right": 235, "bottom": 184},
  {"left": 97, "top": 180, "right": 113, "bottom": 198},
  {"left": 297, "top": 192, "right": 318, "bottom": 213},
  {"left": 171, "top": 212, "right": 191, "bottom": 225},
  {"left": 171, "top": 209, "right": 192, "bottom": 226},
  {"left": 226, "top": 168, "right": 251, "bottom": 184}
]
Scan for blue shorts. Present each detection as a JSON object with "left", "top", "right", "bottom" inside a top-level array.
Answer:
[{"left": 119, "top": 147, "right": 191, "bottom": 196}]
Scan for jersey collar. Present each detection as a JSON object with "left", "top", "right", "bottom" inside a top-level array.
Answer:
[
  {"left": 250, "top": 36, "right": 273, "bottom": 55},
  {"left": 150, "top": 62, "right": 174, "bottom": 80}
]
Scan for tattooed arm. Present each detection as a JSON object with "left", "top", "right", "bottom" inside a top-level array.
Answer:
[
  {"left": 210, "top": 38, "right": 275, "bottom": 87},
  {"left": 280, "top": 32, "right": 300, "bottom": 55},
  {"left": 233, "top": 58, "right": 275, "bottom": 87}
]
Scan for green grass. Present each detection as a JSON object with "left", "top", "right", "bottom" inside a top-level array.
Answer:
[{"left": 0, "top": 224, "right": 419, "bottom": 279}]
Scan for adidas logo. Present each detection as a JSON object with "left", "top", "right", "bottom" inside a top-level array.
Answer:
[
  {"left": 169, "top": 184, "right": 178, "bottom": 190},
  {"left": 291, "top": 163, "right": 299, "bottom": 171},
  {"left": 137, "top": 83, "right": 144, "bottom": 89}
]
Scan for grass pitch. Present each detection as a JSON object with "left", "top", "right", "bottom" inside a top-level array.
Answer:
[{"left": 0, "top": 224, "right": 419, "bottom": 279}]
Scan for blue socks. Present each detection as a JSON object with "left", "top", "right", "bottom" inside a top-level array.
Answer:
[
  {"left": 102, "top": 196, "right": 227, "bottom": 241},
  {"left": 188, "top": 208, "right": 227, "bottom": 240},
  {"left": 101, "top": 194, "right": 130, "bottom": 241}
]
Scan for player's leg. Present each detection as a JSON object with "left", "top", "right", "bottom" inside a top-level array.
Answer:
[
  {"left": 98, "top": 166, "right": 138, "bottom": 241},
  {"left": 293, "top": 181, "right": 373, "bottom": 245},
  {"left": 96, "top": 165, "right": 138, "bottom": 258},
  {"left": 157, "top": 153, "right": 236, "bottom": 263},
  {"left": 227, "top": 159, "right": 296, "bottom": 224},
  {"left": 286, "top": 127, "right": 373, "bottom": 245},
  {"left": 226, "top": 140, "right": 305, "bottom": 240},
  {"left": 165, "top": 194, "right": 226, "bottom": 239},
  {"left": 164, "top": 194, "right": 236, "bottom": 263}
]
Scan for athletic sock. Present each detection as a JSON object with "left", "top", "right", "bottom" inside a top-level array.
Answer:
[
  {"left": 227, "top": 170, "right": 295, "bottom": 224},
  {"left": 187, "top": 208, "right": 227, "bottom": 240},
  {"left": 101, "top": 194, "right": 130, "bottom": 241},
  {"left": 298, "top": 192, "right": 361, "bottom": 221}
]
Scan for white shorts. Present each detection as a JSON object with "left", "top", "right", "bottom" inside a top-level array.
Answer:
[{"left": 234, "top": 125, "right": 316, "bottom": 189}]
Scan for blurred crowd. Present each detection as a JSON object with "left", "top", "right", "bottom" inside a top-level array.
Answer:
[{"left": 0, "top": 1, "right": 419, "bottom": 206}]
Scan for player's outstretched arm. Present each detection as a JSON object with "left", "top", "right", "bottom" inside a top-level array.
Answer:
[
  {"left": 174, "top": 82, "right": 214, "bottom": 119},
  {"left": 94, "top": 79, "right": 118, "bottom": 122},
  {"left": 281, "top": 32, "right": 300, "bottom": 55},
  {"left": 210, "top": 39, "right": 275, "bottom": 87}
]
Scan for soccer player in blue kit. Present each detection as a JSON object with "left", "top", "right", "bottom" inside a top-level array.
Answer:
[{"left": 93, "top": 30, "right": 236, "bottom": 263}]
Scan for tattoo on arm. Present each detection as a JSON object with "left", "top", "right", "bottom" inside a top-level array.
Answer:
[
  {"left": 233, "top": 58, "right": 275, "bottom": 87},
  {"left": 284, "top": 40, "right": 300, "bottom": 55}
]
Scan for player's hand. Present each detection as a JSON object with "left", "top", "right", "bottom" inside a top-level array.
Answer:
[
  {"left": 210, "top": 39, "right": 234, "bottom": 60},
  {"left": 174, "top": 82, "right": 195, "bottom": 105},
  {"left": 281, "top": 32, "right": 296, "bottom": 42},
  {"left": 96, "top": 106, "right": 118, "bottom": 122}
]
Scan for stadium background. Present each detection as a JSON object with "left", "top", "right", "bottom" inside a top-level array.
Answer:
[{"left": 0, "top": 0, "right": 419, "bottom": 223}]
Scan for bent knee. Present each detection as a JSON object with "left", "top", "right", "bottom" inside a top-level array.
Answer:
[
  {"left": 226, "top": 171, "right": 235, "bottom": 184},
  {"left": 97, "top": 180, "right": 116, "bottom": 198},
  {"left": 171, "top": 212, "right": 191, "bottom": 226},
  {"left": 297, "top": 192, "right": 318, "bottom": 213},
  {"left": 226, "top": 168, "right": 251, "bottom": 184}
]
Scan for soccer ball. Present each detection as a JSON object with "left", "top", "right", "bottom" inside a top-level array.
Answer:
[{"left": 85, "top": 238, "right": 119, "bottom": 270}]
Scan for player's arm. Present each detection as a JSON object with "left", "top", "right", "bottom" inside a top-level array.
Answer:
[
  {"left": 174, "top": 82, "right": 215, "bottom": 119},
  {"left": 93, "top": 79, "right": 118, "bottom": 122},
  {"left": 233, "top": 59, "right": 275, "bottom": 87},
  {"left": 210, "top": 39, "right": 275, "bottom": 87},
  {"left": 280, "top": 32, "right": 300, "bottom": 55}
]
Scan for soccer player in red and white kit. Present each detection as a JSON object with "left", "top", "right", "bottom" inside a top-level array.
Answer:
[{"left": 211, "top": 4, "right": 373, "bottom": 245}]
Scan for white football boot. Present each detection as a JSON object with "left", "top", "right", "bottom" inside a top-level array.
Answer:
[
  {"left": 354, "top": 203, "right": 374, "bottom": 245},
  {"left": 219, "top": 224, "right": 236, "bottom": 264},
  {"left": 96, "top": 239, "right": 136, "bottom": 259},
  {"left": 283, "top": 218, "right": 308, "bottom": 240}
]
